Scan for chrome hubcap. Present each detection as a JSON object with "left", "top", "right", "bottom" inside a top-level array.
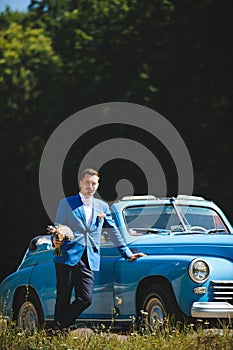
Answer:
[{"left": 17, "top": 301, "right": 38, "bottom": 331}]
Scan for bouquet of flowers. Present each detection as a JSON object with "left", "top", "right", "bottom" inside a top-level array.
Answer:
[{"left": 47, "top": 224, "right": 74, "bottom": 256}]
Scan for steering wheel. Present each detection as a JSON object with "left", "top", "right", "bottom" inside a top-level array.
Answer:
[{"left": 189, "top": 226, "right": 208, "bottom": 233}]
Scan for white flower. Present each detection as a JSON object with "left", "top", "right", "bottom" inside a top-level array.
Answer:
[{"left": 47, "top": 224, "right": 74, "bottom": 256}]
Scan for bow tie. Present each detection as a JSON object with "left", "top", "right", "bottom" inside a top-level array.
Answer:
[{"left": 82, "top": 197, "right": 93, "bottom": 207}]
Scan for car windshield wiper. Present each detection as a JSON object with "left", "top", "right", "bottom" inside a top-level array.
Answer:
[
  {"left": 207, "top": 228, "right": 227, "bottom": 234},
  {"left": 131, "top": 227, "right": 170, "bottom": 234},
  {"left": 173, "top": 227, "right": 227, "bottom": 235}
]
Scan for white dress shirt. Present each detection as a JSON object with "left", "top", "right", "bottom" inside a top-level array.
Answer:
[{"left": 80, "top": 193, "right": 93, "bottom": 227}]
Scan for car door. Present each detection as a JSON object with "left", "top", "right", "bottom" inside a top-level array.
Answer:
[{"left": 80, "top": 233, "right": 121, "bottom": 320}]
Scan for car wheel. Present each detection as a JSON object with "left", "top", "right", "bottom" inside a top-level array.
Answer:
[
  {"left": 141, "top": 285, "right": 167, "bottom": 329},
  {"left": 138, "top": 283, "right": 185, "bottom": 331},
  {"left": 14, "top": 293, "right": 44, "bottom": 332}
]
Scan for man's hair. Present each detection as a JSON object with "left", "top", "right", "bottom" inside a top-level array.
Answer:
[{"left": 79, "top": 168, "right": 100, "bottom": 181}]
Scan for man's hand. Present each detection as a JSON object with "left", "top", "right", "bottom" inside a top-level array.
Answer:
[
  {"left": 128, "top": 253, "right": 147, "bottom": 262},
  {"left": 53, "top": 237, "right": 63, "bottom": 249}
]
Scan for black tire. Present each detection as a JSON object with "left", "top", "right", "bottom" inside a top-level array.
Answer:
[
  {"left": 14, "top": 292, "right": 44, "bottom": 332},
  {"left": 138, "top": 284, "right": 183, "bottom": 330},
  {"left": 140, "top": 285, "right": 167, "bottom": 330}
]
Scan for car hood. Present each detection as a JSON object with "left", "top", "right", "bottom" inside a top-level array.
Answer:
[{"left": 128, "top": 233, "right": 233, "bottom": 260}]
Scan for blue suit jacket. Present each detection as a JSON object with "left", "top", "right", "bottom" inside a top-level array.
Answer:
[{"left": 54, "top": 194, "right": 133, "bottom": 271}]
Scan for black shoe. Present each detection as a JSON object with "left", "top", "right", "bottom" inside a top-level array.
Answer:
[{"left": 46, "top": 321, "right": 70, "bottom": 337}]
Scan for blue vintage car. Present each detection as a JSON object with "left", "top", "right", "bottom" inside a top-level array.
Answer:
[{"left": 1, "top": 194, "right": 233, "bottom": 331}]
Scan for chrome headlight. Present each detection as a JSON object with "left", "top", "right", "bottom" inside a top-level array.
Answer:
[{"left": 188, "top": 258, "right": 210, "bottom": 283}]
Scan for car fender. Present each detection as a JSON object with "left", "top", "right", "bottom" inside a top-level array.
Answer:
[
  {"left": 28, "top": 261, "right": 56, "bottom": 320},
  {"left": 0, "top": 266, "right": 35, "bottom": 317}
]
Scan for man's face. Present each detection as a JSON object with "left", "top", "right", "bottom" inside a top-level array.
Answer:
[{"left": 79, "top": 174, "right": 99, "bottom": 198}]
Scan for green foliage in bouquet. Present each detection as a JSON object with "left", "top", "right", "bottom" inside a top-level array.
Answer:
[{"left": 47, "top": 224, "right": 74, "bottom": 256}]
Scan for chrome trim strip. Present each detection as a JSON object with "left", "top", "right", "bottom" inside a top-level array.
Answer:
[
  {"left": 191, "top": 302, "right": 233, "bottom": 318},
  {"left": 46, "top": 317, "right": 131, "bottom": 323},
  {"left": 78, "top": 318, "right": 131, "bottom": 322},
  {"left": 212, "top": 286, "right": 233, "bottom": 289},
  {"left": 211, "top": 280, "right": 233, "bottom": 283}
]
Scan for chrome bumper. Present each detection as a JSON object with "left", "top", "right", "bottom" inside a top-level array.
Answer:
[{"left": 191, "top": 302, "right": 233, "bottom": 318}]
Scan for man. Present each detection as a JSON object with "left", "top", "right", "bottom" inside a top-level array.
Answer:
[{"left": 53, "top": 168, "right": 145, "bottom": 329}]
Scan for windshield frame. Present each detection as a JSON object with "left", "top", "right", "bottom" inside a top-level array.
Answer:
[{"left": 123, "top": 203, "right": 230, "bottom": 236}]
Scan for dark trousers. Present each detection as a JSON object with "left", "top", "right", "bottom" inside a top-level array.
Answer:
[{"left": 54, "top": 250, "right": 94, "bottom": 328}]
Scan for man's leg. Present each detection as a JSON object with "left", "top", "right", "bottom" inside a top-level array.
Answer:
[
  {"left": 54, "top": 263, "right": 73, "bottom": 327},
  {"left": 59, "top": 254, "right": 94, "bottom": 328}
]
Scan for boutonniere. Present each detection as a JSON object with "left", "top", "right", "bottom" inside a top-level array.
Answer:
[{"left": 97, "top": 212, "right": 105, "bottom": 222}]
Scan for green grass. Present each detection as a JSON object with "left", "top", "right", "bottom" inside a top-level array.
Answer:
[{"left": 1, "top": 320, "right": 233, "bottom": 350}]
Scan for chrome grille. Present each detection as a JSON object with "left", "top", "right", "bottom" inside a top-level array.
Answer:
[{"left": 210, "top": 281, "right": 233, "bottom": 304}]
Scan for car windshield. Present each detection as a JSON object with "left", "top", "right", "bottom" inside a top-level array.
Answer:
[{"left": 124, "top": 204, "right": 229, "bottom": 235}]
